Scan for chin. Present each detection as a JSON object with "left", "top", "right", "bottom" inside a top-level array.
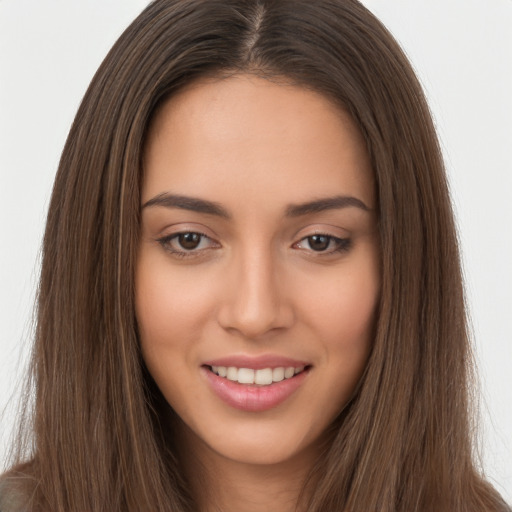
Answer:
[{"left": 177, "top": 407, "right": 332, "bottom": 469}]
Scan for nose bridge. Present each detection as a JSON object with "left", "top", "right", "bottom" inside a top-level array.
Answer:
[{"left": 218, "top": 241, "right": 292, "bottom": 338}]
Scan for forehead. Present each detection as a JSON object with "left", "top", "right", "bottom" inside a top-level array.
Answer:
[{"left": 142, "top": 74, "right": 375, "bottom": 210}]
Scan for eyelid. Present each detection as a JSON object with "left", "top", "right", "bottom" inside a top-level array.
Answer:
[
  {"left": 293, "top": 234, "right": 351, "bottom": 254},
  {"left": 291, "top": 224, "right": 352, "bottom": 256},
  {"left": 154, "top": 223, "right": 351, "bottom": 258},
  {"left": 292, "top": 223, "right": 350, "bottom": 239},
  {"left": 156, "top": 230, "right": 220, "bottom": 258}
]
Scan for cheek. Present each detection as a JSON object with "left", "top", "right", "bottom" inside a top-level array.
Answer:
[
  {"left": 135, "top": 260, "right": 215, "bottom": 363},
  {"left": 134, "top": 260, "right": 216, "bottom": 418},
  {"left": 324, "top": 278, "right": 377, "bottom": 380},
  {"left": 300, "top": 257, "right": 380, "bottom": 349},
  {"left": 296, "top": 251, "right": 380, "bottom": 415}
]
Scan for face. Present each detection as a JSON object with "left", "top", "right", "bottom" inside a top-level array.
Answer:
[{"left": 136, "top": 75, "right": 380, "bottom": 468}]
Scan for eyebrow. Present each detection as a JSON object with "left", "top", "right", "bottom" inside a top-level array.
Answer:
[
  {"left": 285, "top": 195, "right": 370, "bottom": 217},
  {"left": 142, "top": 192, "right": 370, "bottom": 218},
  {"left": 142, "top": 193, "right": 231, "bottom": 218}
]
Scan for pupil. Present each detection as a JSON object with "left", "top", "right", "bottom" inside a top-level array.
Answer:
[
  {"left": 309, "top": 235, "right": 329, "bottom": 251},
  {"left": 179, "top": 233, "right": 201, "bottom": 250}
]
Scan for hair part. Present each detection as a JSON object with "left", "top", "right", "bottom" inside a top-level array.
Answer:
[{"left": 4, "top": 1, "right": 509, "bottom": 511}]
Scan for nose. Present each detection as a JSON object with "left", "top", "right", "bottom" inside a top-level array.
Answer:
[{"left": 217, "top": 248, "right": 294, "bottom": 339}]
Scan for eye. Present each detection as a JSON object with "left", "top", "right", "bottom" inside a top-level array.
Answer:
[
  {"left": 175, "top": 232, "right": 203, "bottom": 250},
  {"left": 294, "top": 234, "right": 351, "bottom": 254},
  {"left": 156, "top": 231, "right": 218, "bottom": 257}
]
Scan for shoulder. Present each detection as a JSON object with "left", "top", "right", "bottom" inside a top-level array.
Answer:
[{"left": 0, "top": 474, "right": 31, "bottom": 512}]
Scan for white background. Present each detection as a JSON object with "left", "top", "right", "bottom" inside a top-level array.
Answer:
[{"left": 0, "top": 0, "right": 510, "bottom": 503}]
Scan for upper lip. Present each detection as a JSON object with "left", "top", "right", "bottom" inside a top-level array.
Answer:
[{"left": 202, "top": 355, "right": 310, "bottom": 370}]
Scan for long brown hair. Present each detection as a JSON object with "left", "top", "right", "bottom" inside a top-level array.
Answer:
[{"left": 3, "top": 0, "right": 509, "bottom": 510}]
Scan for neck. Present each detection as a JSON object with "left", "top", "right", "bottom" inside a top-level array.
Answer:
[
  {"left": 177, "top": 426, "right": 320, "bottom": 512},
  {"left": 197, "top": 457, "right": 307, "bottom": 512}
]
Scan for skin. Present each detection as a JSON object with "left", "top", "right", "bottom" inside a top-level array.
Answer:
[{"left": 136, "top": 75, "right": 380, "bottom": 512}]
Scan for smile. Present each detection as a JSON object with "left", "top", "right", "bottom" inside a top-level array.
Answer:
[
  {"left": 202, "top": 360, "right": 311, "bottom": 412},
  {"left": 209, "top": 365, "right": 306, "bottom": 386}
]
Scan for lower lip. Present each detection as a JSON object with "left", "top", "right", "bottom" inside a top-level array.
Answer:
[{"left": 202, "top": 367, "right": 309, "bottom": 412}]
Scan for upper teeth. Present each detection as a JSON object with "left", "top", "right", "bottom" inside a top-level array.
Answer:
[{"left": 211, "top": 366, "right": 305, "bottom": 386}]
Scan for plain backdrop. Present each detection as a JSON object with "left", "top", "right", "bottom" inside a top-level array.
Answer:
[{"left": 0, "top": 0, "right": 511, "bottom": 503}]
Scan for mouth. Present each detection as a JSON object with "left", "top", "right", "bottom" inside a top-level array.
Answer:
[
  {"left": 201, "top": 360, "right": 311, "bottom": 412},
  {"left": 206, "top": 365, "right": 309, "bottom": 386}
]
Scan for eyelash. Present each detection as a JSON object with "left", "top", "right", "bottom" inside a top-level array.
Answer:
[
  {"left": 156, "top": 231, "right": 217, "bottom": 258},
  {"left": 293, "top": 234, "right": 351, "bottom": 255},
  {"left": 156, "top": 232, "right": 352, "bottom": 258}
]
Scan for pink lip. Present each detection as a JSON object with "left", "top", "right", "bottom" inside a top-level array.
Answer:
[
  {"left": 201, "top": 361, "right": 310, "bottom": 413},
  {"left": 203, "top": 355, "right": 309, "bottom": 370}
]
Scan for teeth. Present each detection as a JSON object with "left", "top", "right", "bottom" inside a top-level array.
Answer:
[
  {"left": 226, "top": 367, "right": 238, "bottom": 381},
  {"left": 254, "top": 368, "right": 273, "bottom": 385},
  {"left": 284, "top": 367, "right": 295, "bottom": 379},
  {"left": 238, "top": 368, "right": 255, "bottom": 384},
  {"left": 210, "top": 365, "right": 306, "bottom": 386},
  {"left": 272, "top": 367, "right": 284, "bottom": 382}
]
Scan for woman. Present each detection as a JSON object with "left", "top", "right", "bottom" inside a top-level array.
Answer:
[{"left": 1, "top": 0, "right": 509, "bottom": 510}]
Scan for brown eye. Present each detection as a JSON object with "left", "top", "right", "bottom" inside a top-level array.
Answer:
[
  {"left": 178, "top": 232, "right": 202, "bottom": 250},
  {"left": 307, "top": 235, "right": 330, "bottom": 251},
  {"left": 294, "top": 234, "right": 351, "bottom": 255},
  {"left": 157, "top": 231, "right": 218, "bottom": 257}
]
